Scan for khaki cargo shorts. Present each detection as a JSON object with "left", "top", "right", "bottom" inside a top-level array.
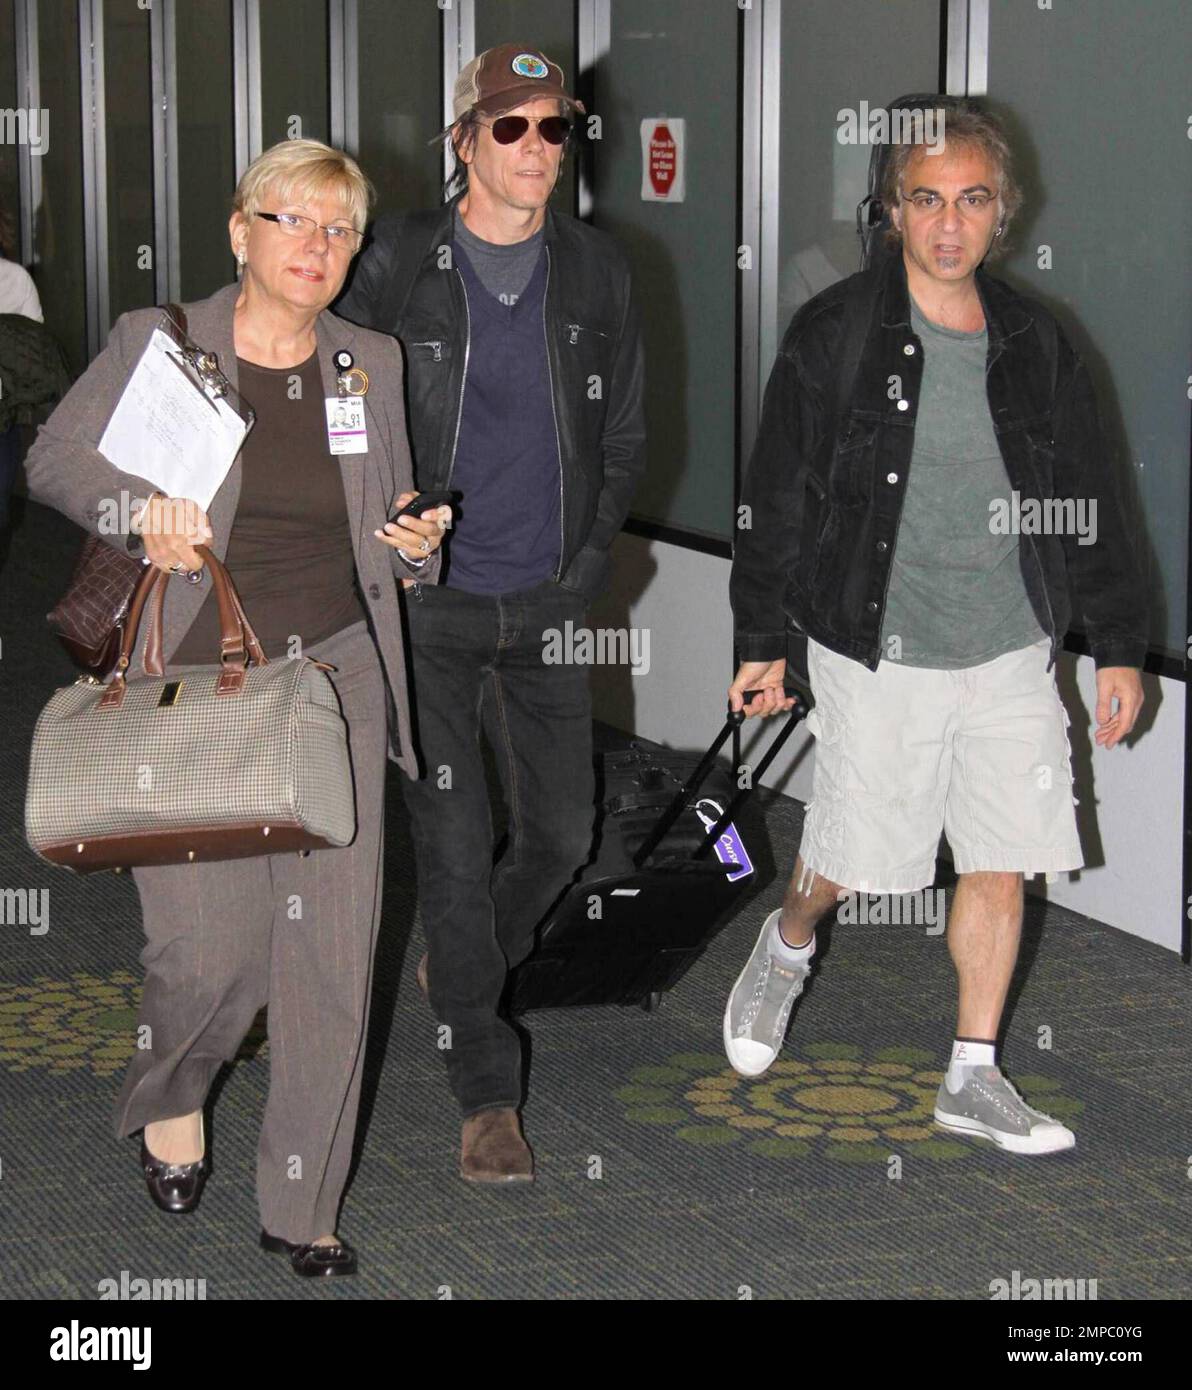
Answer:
[{"left": 798, "top": 637, "right": 1084, "bottom": 894}]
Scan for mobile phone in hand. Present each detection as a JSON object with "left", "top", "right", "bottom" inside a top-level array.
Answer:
[{"left": 388, "top": 489, "right": 459, "bottom": 523}]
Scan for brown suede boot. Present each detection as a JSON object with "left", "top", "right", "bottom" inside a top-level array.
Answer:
[
  {"left": 416, "top": 952, "right": 429, "bottom": 1000},
  {"left": 460, "top": 1108, "right": 534, "bottom": 1184}
]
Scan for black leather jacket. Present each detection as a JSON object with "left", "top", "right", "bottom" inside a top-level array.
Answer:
[
  {"left": 731, "top": 255, "right": 1149, "bottom": 676},
  {"left": 336, "top": 196, "right": 646, "bottom": 600}
]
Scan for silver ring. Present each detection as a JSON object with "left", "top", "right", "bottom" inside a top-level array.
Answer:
[{"left": 419, "top": 537, "right": 430, "bottom": 553}]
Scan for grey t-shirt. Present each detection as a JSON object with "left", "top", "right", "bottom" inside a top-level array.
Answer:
[
  {"left": 878, "top": 297, "right": 1046, "bottom": 668},
  {"left": 453, "top": 209, "right": 544, "bottom": 306}
]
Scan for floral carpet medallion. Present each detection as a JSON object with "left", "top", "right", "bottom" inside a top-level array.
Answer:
[
  {"left": 616, "top": 1043, "right": 1083, "bottom": 1162},
  {"left": 0, "top": 972, "right": 267, "bottom": 1076}
]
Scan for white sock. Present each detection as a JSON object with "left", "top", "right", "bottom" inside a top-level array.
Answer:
[
  {"left": 945, "top": 1037, "right": 997, "bottom": 1093},
  {"left": 768, "top": 912, "right": 815, "bottom": 965}
]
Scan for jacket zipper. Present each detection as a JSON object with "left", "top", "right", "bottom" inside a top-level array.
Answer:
[
  {"left": 410, "top": 339, "right": 443, "bottom": 361},
  {"left": 566, "top": 322, "right": 609, "bottom": 346},
  {"left": 544, "top": 247, "right": 565, "bottom": 580},
  {"left": 445, "top": 270, "right": 471, "bottom": 487}
]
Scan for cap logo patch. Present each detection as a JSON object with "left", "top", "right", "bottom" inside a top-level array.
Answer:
[{"left": 511, "top": 53, "right": 549, "bottom": 79}]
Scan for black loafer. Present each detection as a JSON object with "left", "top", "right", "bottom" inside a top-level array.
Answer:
[
  {"left": 260, "top": 1229, "right": 358, "bottom": 1278},
  {"left": 140, "top": 1137, "right": 209, "bottom": 1215}
]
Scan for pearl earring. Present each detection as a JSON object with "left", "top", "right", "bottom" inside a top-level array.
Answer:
[{"left": 238, "top": 250, "right": 246, "bottom": 265}]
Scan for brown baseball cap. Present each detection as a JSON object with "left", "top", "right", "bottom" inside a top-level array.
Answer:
[{"left": 452, "top": 43, "right": 585, "bottom": 120}]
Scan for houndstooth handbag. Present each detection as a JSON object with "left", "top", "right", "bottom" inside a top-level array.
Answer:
[{"left": 26, "top": 547, "right": 356, "bottom": 873}]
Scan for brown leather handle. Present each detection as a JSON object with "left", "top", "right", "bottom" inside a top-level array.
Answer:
[
  {"left": 194, "top": 544, "right": 266, "bottom": 667},
  {"left": 109, "top": 545, "right": 267, "bottom": 688},
  {"left": 219, "top": 574, "right": 268, "bottom": 666},
  {"left": 114, "top": 562, "right": 168, "bottom": 679}
]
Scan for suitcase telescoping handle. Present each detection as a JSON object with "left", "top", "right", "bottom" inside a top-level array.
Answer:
[{"left": 631, "top": 688, "right": 808, "bottom": 870}]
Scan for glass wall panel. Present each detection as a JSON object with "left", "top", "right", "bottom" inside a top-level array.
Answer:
[
  {"left": 775, "top": 0, "right": 941, "bottom": 346},
  {"left": 356, "top": 0, "right": 442, "bottom": 216},
  {"left": 987, "top": 0, "right": 1191, "bottom": 658},
  {"left": 104, "top": 0, "right": 156, "bottom": 325},
  {"left": 34, "top": 0, "right": 86, "bottom": 371},
  {"left": 176, "top": 0, "right": 237, "bottom": 300},
  {"left": 592, "top": 0, "right": 738, "bottom": 541},
  {"left": 259, "top": 0, "right": 329, "bottom": 148},
  {"left": 474, "top": 0, "right": 577, "bottom": 216}
]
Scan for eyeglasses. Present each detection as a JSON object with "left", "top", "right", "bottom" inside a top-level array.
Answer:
[
  {"left": 901, "top": 191, "right": 996, "bottom": 215},
  {"left": 478, "top": 114, "right": 573, "bottom": 146},
  {"left": 255, "top": 211, "right": 363, "bottom": 254}
]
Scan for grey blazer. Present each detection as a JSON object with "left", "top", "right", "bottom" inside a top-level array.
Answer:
[{"left": 24, "top": 281, "right": 437, "bottom": 777}]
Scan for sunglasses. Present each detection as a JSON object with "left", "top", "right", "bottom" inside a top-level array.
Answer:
[{"left": 480, "top": 114, "right": 573, "bottom": 146}]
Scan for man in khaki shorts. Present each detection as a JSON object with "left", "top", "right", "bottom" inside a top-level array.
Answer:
[{"left": 724, "top": 99, "right": 1148, "bottom": 1154}]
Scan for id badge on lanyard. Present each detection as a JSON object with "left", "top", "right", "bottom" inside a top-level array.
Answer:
[{"left": 326, "top": 349, "right": 369, "bottom": 455}]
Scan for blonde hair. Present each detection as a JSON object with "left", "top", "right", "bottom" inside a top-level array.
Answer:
[{"left": 232, "top": 138, "right": 374, "bottom": 232}]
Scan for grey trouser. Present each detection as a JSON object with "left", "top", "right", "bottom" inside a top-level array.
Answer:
[{"left": 114, "top": 619, "right": 388, "bottom": 1244}]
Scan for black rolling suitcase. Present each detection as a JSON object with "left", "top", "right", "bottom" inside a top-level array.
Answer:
[{"left": 509, "top": 694, "right": 808, "bottom": 1013}]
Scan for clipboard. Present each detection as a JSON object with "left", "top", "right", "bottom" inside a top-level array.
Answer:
[
  {"left": 98, "top": 305, "right": 256, "bottom": 512},
  {"left": 157, "top": 304, "right": 254, "bottom": 421}
]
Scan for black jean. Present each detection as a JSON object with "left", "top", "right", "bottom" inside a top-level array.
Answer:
[{"left": 402, "top": 577, "right": 595, "bottom": 1116}]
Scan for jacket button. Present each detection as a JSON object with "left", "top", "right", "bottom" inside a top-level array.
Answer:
[
  {"left": 866, "top": 601, "right": 879, "bottom": 613},
  {"left": 368, "top": 583, "right": 381, "bottom": 599},
  {"left": 886, "top": 472, "right": 899, "bottom": 484},
  {"left": 876, "top": 540, "right": 888, "bottom": 552},
  {"left": 896, "top": 398, "right": 910, "bottom": 411},
  {"left": 903, "top": 343, "right": 915, "bottom": 355}
]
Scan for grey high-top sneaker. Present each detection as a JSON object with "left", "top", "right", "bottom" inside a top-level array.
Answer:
[
  {"left": 723, "top": 909, "right": 815, "bottom": 1077},
  {"left": 934, "top": 1065, "right": 1075, "bottom": 1154}
]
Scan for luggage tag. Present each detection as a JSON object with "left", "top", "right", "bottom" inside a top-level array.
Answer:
[
  {"left": 694, "top": 798, "right": 754, "bottom": 882},
  {"left": 326, "top": 349, "right": 369, "bottom": 455}
]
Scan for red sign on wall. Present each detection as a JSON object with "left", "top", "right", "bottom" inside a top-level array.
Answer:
[
  {"left": 648, "top": 124, "right": 677, "bottom": 197},
  {"left": 640, "top": 117, "right": 686, "bottom": 202}
]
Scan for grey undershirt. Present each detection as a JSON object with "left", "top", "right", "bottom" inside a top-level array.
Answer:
[
  {"left": 453, "top": 209, "right": 544, "bottom": 306},
  {"left": 879, "top": 296, "right": 1047, "bottom": 668}
]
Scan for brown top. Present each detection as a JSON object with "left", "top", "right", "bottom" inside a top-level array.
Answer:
[{"left": 171, "top": 349, "right": 367, "bottom": 663}]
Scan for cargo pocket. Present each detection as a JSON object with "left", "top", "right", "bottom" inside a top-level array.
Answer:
[{"left": 1059, "top": 703, "right": 1079, "bottom": 807}]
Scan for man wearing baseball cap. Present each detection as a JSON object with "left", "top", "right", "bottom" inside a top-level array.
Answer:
[{"left": 338, "top": 45, "right": 645, "bottom": 1183}]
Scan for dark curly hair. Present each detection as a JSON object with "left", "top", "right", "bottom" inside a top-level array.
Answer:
[{"left": 881, "top": 97, "right": 1023, "bottom": 262}]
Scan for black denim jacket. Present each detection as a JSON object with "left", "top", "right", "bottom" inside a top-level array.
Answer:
[{"left": 731, "top": 255, "right": 1149, "bottom": 677}]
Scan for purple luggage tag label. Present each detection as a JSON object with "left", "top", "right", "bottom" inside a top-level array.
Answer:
[{"left": 695, "top": 798, "right": 753, "bottom": 882}]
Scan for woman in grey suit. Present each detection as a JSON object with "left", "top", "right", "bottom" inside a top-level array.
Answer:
[{"left": 24, "top": 139, "right": 449, "bottom": 1278}]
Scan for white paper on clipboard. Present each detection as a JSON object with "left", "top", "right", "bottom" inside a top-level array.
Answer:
[{"left": 98, "top": 329, "right": 249, "bottom": 511}]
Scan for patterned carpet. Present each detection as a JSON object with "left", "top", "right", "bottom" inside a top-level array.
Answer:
[{"left": 2, "top": 498, "right": 1190, "bottom": 1300}]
